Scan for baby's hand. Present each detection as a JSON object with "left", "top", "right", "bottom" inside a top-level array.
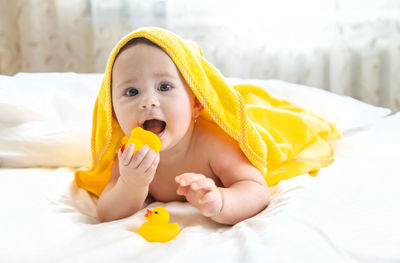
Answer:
[
  {"left": 118, "top": 143, "right": 159, "bottom": 187},
  {"left": 175, "top": 173, "right": 223, "bottom": 218}
]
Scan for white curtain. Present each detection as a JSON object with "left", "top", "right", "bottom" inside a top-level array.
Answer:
[{"left": 0, "top": 0, "right": 399, "bottom": 112}]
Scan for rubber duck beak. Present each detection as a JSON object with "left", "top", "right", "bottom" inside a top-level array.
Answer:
[{"left": 144, "top": 209, "right": 152, "bottom": 219}]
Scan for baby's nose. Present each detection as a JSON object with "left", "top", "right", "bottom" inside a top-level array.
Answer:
[{"left": 139, "top": 94, "right": 160, "bottom": 109}]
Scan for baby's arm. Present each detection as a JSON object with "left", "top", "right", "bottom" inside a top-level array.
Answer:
[
  {"left": 97, "top": 144, "right": 159, "bottom": 222},
  {"left": 176, "top": 139, "right": 269, "bottom": 225}
]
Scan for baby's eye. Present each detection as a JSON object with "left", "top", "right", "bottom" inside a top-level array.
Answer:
[
  {"left": 125, "top": 88, "right": 139, "bottom": 96},
  {"left": 158, "top": 83, "right": 172, "bottom": 92}
]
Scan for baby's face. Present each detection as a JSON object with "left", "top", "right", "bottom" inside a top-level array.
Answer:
[{"left": 111, "top": 42, "right": 200, "bottom": 151}]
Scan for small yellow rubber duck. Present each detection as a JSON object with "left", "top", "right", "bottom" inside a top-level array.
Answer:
[
  {"left": 137, "top": 207, "right": 180, "bottom": 243},
  {"left": 121, "top": 127, "right": 161, "bottom": 154}
]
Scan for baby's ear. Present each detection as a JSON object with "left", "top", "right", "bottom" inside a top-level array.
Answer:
[{"left": 193, "top": 97, "right": 204, "bottom": 118}]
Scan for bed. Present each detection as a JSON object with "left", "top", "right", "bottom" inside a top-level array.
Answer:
[{"left": 1, "top": 73, "right": 399, "bottom": 262}]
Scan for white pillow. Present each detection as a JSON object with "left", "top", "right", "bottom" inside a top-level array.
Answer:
[
  {"left": 0, "top": 73, "right": 391, "bottom": 168},
  {"left": 0, "top": 73, "right": 101, "bottom": 168}
]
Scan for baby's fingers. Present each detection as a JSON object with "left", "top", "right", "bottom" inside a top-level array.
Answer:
[
  {"left": 118, "top": 143, "right": 135, "bottom": 166},
  {"left": 199, "top": 189, "right": 219, "bottom": 204},
  {"left": 130, "top": 145, "right": 150, "bottom": 168},
  {"left": 176, "top": 185, "right": 190, "bottom": 196},
  {"left": 139, "top": 148, "right": 157, "bottom": 170},
  {"left": 175, "top": 173, "right": 205, "bottom": 187},
  {"left": 144, "top": 152, "right": 160, "bottom": 175},
  {"left": 191, "top": 178, "right": 215, "bottom": 192}
]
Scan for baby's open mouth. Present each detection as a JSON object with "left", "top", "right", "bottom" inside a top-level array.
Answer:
[{"left": 142, "top": 119, "right": 166, "bottom": 135}]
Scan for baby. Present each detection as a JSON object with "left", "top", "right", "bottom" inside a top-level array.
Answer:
[{"left": 96, "top": 37, "right": 270, "bottom": 225}]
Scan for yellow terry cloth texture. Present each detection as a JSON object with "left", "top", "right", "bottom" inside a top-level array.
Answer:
[{"left": 75, "top": 27, "right": 341, "bottom": 197}]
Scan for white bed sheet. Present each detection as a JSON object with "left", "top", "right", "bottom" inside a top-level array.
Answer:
[{"left": 1, "top": 113, "right": 399, "bottom": 263}]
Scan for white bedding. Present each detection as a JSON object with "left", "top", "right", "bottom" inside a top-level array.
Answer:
[{"left": 0, "top": 73, "right": 399, "bottom": 262}]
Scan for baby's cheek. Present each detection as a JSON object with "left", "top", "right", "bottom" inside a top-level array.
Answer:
[
  {"left": 168, "top": 106, "right": 192, "bottom": 132},
  {"left": 113, "top": 103, "right": 139, "bottom": 136}
]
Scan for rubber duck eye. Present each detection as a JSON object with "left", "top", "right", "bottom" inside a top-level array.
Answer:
[
  {"left": 158, "top": 83, "right": 171, "bottom": 92},
  {"left": 154, "top": 211, "right": 159, "bottom": 214},
  {"left": 125, "top": 88, "right": 139, "bottom": 96}
]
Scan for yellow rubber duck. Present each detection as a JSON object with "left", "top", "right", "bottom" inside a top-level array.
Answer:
[
  {"left": 137, "top": 207, "right": 180, "bottom": 243},
  {"left": 121, "top": 127, "right": 161, "bottom": 154}
]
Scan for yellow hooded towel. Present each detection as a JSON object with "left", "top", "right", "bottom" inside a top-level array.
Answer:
[{"left": 75, "top": 27, "right": 341, "bottom": 197}]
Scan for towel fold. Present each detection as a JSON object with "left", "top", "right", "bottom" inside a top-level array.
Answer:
[{"left": 75, "top": 27, "right": 341, "bottom": 197}]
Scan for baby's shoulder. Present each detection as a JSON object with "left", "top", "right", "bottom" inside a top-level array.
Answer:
[
  {"left": 194, "top": 118, "right": 262, "bottom": 184},
  {"left": 194, "top": 118, "right": 242, "bottom": 157}
]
